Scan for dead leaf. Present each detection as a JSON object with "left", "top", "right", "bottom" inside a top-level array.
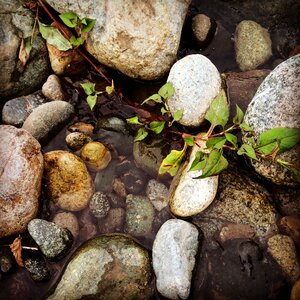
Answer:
[
  {"left": 10, "top": 236, "right": 24, "bottom": 267},
  {"left": 19, "top": 37, "right": 32, "bottom": 67}
]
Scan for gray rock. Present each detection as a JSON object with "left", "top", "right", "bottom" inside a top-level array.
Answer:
[
  {"left": 169, "top": 143, "right": 219, "bottom": 217},
  {"left": 167, "top": 54, "right": 222, "bottom": 127},
  {"left": 42, "top": 74, "right": 68, "bottom": 101},
  {"left": 94, "top": 160, "right": 118, "bottom": 193},
  {"left": 47, "top": 234, "right": 153, "bottom": 300},
  {"left": 99, "top": 208, "right": 126, "bottom": 233},
  {"left": 0, "top": 0, "right": 50, "bottom": 100},
  {"left": 146, "top": 179, "right": 169, "bottom": 211},
  {"left": 153, "top": 219, "right": 199, "bottom": 299},
  {"left": 192, "top": 14, "right": 213, "bottom": 43},
  {"left": 89, "top": 192, "right": 111, "bottom": 218},
  {"left": 244, "top": 55, "right": 300, "bottom": 186},
  {"left": 2, "top": 93, "right": 48, "bottom": 127},
  {"left": 45, "top": 0, "right": 191, "bottom": 80},
  {"left": 0, "top": 125, "right": 43, "bottom": 238},
  {"left": 22, "top": 101, "right": 74, "bottom": 142},
  {"left": 235, "top": 20, "right": 272, "bottom": 71},
  {"left": 125, "top": 194, "right": 155, "bottom": 237},
  {"left": 267, "top": 234, "right": 300, "bottom": 282},
  {"left": 28, "top": 219, "right": 73, "bottom": 260},
  {"left": 24, "top": 254, "right": 50, "bottom": 282}
]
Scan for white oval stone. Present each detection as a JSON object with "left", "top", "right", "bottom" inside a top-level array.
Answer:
[{"left": 167, "top": 54, "right": 221, "bottom": 127}]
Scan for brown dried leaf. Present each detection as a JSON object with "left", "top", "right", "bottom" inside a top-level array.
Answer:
[
  {"left": 19, "top": 37, "right": 32, "bottom": 67},
  {"left": 10, "top": 236, "right": 24, "bottom": 267}
]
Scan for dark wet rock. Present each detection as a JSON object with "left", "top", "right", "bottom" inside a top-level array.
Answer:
[
  {"left": 46, "top": 0, "right": 190, "bottom": 80},
  {"left": 280, "top": 216, "right": 300, "bottom": 250},
  {"left": 42, "top": 74, "right": 68, "bottom": 101},
  {"left": 125, "top": 194, "right": 155, "bottom": 237},
  {"left": 112, "top": 178, "right": 128, "bottom": 199},
  {"left": 152, "top": 207, "right": 173, "bottom": 233},
  {"left": 24, "top": 253, "right": 50, "bottom": 282},
  {"left": 225, "top": 69, "right": 271, "bottom": 120},
  {"left": 291, "top": 279, "right": 300, "bottom": 300},
  {"left": 28, "top": 219, "right": 73, "bottom": 260},
  {"left": 244, "top": 55, "right": 300, "bottom": 186},
  {"left": 146, "top": 179, "right": 169, "bottom": 212},
  {"left": 22, "top": 101, "right": 75, "bottom": 142},
  {"left": 65, "top": 132, "right": 92, "bottom": 151},
  {"left": 0, "top": 125, "right": 43, "bottom": 238},
  {"left": 44, "top": 150, "right": 94, "bottom": 212},
  {"left": 47, "top": 234, "right": 154, "bottom": 300},
  {"left": 2, "top": 92, "right": 48, "bottom": 127},
  {"left": 99, "top": 208, "right": 126, "bottom": 234},
  {"left": 0, "top": 248, "right": 14, "bottom": 273},
  {"left": 235, "top": 20, "right": 272, "bottom": 71},
  {"left": 267, "top": 234, "right": 300, "bottom": 282},
  {"left": 52, "top": 212, "right": 79, "bottom": 238},
  {"left": 96, "top": 116, "right": 133, "bottom": 155},
  {"left": 78, "top": 208, "right": 98, "bottom": 241},
  {"left": 89, "top": 192, "right": 111, "bottom": 218},
  {"left": 0, "top": 0, "right": 50, "bottom": 100},
  {"left": 153, "top": 219, "right": 200, "bottom": 299}
]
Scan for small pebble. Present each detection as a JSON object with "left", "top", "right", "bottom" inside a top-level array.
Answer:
[{"left": 89, "top": 192, "right": 111, "bottom": 218}]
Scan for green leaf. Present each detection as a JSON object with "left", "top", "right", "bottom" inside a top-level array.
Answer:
[
  {"left": 237, "top": 144, "right": 258, "bottom": 160},
  {"left": 149, "top": 121, "right": 165, "bottom": 134},
  {"left": 225, "top": 133, "right": 238, "bottom": 148},
  {"left": 243, "top": 135, "right": 256, "bottom": 146},
  {"left": 233, "top": 105, "right": 244, "bottom": 125},
  {"left": 158, "top": 82, "right": 174, "bottom": 99},
  {"left": 256, "top": 141, "right": 278, "bottom": 155},
  {"left": 38, "top": 21, "right": 72, "bottom": 51},
  {"left": 277, "top": 159, "right": 300, "bottom": 183},
  {"left": 204, "top": 89, "right": 229, "bottom": 128},
  {"left": 240, "top": 123, "right": 254, "bottom": 132},
  {"left": 206, "top": 137, "right": 226, "bottom": 149},
  {"left": 258, "top": 128, "right": 300, "bottom": 154},
  {"left": 81, "top": 82, "right": 96, "bottom": 95},
  {"left": 81, "top": 18, "right": 96, "bottom": 32},
  {"left": 161, "top": 107, "right": 168, "bottom": 115},
  {"left": 87, "top": 94, "right": 97, "bottom": 110},
  {"left": 134, "top": 128, "right": 148, "bottom": 142},
  {"left": 142, "top": 94, "right": 162, "bottom": 105},
  {"left": 189, "top": 151, "right": 207, "bottom": 172},
  {"left": 70, "top": 35, "right": 84, "bottom": 46},
  {"left": 159, "top": 147, "right": 186, "bottom": 176},
  {"left": 126, "top": 116, "right": 142, "bottom": 125},
  {"left": 184, "top": 136, "right": 195, "bottom": 146},
  {"left": 59, "top": 11, "right": 78, "bottom": 28},
  {"left": 173, "top": 109, "right": 184, "bottom": 122},
  {"left": 105, "top": 80, "right": 114, "bottom": 95},
  {"left": 195, "top": 149, "right": 229, "bottom": 178}
]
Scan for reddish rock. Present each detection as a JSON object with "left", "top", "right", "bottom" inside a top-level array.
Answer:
[
  {"left": 0, "top": 125, "right": 43, "bottom": 238},
  {"left": 219, "top": 223, "right": 256, "bottom": 242}
]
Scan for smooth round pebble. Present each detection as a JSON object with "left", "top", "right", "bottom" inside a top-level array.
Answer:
[
  {"left": 52, "top": 212, "right": 79, "bottom": 238},
  {"left": 89, "top": 192, "right": 111, "bottom": 218}
]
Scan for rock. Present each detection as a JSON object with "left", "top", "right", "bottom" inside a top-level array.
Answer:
[
  {"left": 146, "top": 179, "right": 169, "bottom": 211},
  {"left": 112, "top": 178, "right": 127, "bottom": 199},
  {"left": 46, "top": 0, "right": 191, "bottom": 80},
  {"left": 42, "top": 74, "right": 68, "bottom": 101},
  {"left": 198, "top": 166, "right": 278, "bottom": 238},
  {"left": 0, "top": 0, "right": 50, "bottom": 100},
  {"left": 169, "top": 144, "right": 219, "bottom": 217},
  {"left": 125, "top": 194, "right": 155, "bottom": 237},
  {"left": 68, "top": 122, "right": 94, "bottom": 136},
  {"left": 244, "top": 55, "right": 300, "bottom": 186},
  {"left": 44, "top": 150, "right": 94, "bottom": 211},
  {"left": 133, "top": 138, "right": 168, "bottom": 177},
  {"left": 2, "top": 92, "right": 48, "bottom": 127},
  {"left": 192, "top": 14, "right": 213, "bottom": 44},
  {"left": 24, "top": 254, "right": 50, "bottom": 282},
  {"left": 235, "top": 20, "right": 272, "bottom": 71},
  {"left": 65, "top": 131, "right": 92, "bottom": 151},
  {"left": 22, "top": 101, "right": 75, "bottom": 142},
  {"left": 152, "top": 219, "right": 199, "bottom": 299},
  {"left": 291, "top": 280, "right": 300, "bottom": 300},
  {"left": 47, "top": 44, "right": 86, "bottom": 75},
  {"left": 78, "top": 208, "right": 98, "bottom": 241},
  {"left": 0, "top": 125, "right": 43, "bottom": 238},
  {"left": 280, "top": 216, "right": 300, "bottom": 249},
  {"left": 99, "top": 208, "right": 126, "bottom": 233},
  {"left": 89, "top": 192, "right": 111, "bottom": 218},
  {"left": 94, "top": 160, "right": 118, "bottom": 193},
  {"left": 219, "top": 223, "right": 256, "bottom": 242},
  {"left": 28, "top": 219, "right": 73, "bottom": 260},
  {"left": 225, "top": 69, "right": 271, "bottom": 120},
  {"left": 80, "top": 141, "right": 111, "bottom": 172},
  {"left": 0, "top": 248, "right": 14, "bottom": 273},
  {"left": 47, "top": 234, "right": 153, "bottom": 299},
  {"left": 267, "top": 234, "right": 300, "bottom": 282},
  {"left": 52, "top": 212, "right": 79, "bottom": 238},
  {"left": 167, "top": 54, "right": 222, "bottom": 127}
]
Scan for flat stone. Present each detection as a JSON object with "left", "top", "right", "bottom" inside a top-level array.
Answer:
[
  {"left": 152, "top": 219, "right": 199, "bottom": 299},
  {"left": 22, "top": 101, "right": 75, "bottom": 142},
  {"left": 47, "top": 234, "right": 153, "bottom": 299},
  {"left": 235, "top": 20, "right": 272, "bottom": 71},
  {"left": 167, "top": 54, "right": 222, "bottom": 127},
  {"left": 244, "top": 55, "right": 300, "bottom": 186},
  {"left": 0, "top": 125, "right": 43, "bottom": 238},
  {"left": 28, "top": 219, "right": 73, "bottom": 260}
]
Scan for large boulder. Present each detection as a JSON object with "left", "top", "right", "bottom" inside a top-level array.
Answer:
[
  {"left": 0, "top": 125, "right": 43, "bottom": 238},
  {"left": 45, "top": 0, "right": 191, "bottom": 80}
]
